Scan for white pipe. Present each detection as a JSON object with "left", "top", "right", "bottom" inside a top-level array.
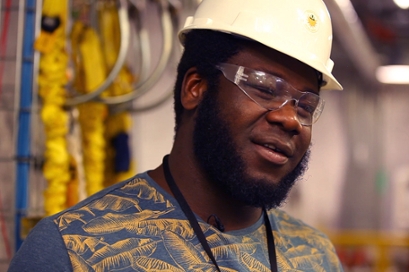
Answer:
[{"left": 325, "top": 0, "right": 381, "bottom": 84}]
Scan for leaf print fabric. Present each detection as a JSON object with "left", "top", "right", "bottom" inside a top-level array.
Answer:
[{"left": 9, "top": 172, "right": 343, "bottom": 272}]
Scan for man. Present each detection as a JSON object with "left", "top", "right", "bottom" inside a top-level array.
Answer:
[{"left": 9, "top": 0, "right": 344, "bottom": 271}]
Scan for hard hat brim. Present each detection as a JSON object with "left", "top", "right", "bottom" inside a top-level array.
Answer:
[{"left": 179, "top": 26, "right": 343, "bottom": 91}]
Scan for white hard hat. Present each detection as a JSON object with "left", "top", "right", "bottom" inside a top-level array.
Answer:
[{"left": 178, "top": 0, "right": 343, "bottom": 91}]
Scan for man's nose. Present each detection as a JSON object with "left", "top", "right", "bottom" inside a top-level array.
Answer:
[{"left": 265, "top": 100, "right": 303, "bottom": 133}]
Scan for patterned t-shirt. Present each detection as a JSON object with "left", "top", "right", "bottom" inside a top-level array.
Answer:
[{"left": 9, "top": 172, "right": 343, "bottom": 272}]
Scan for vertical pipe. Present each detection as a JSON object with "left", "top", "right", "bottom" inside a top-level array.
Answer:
[
  {"left": 29, "top": 0, "right": 42, "bottom": 218},
  {"left": 12, "top": 0, "right": 26, "bottom": 253},
  {"left": 14, "top": 0, "right": 36, "bottom": 251}
]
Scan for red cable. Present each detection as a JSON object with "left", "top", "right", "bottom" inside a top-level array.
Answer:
[
  {"left": 0, "top": 0, "right": 13, "bottom": 98},
  {"left": 0, "top": 0, "right": 15, "bottom": 260}
]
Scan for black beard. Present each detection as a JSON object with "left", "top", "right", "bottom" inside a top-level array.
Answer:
[{"left": 193, "top": 88, "right": 310, "bottom": 209}]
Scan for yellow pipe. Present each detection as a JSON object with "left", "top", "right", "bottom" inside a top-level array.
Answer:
[{"left": 327, "top": 231, "right": 409, "bottom": 271}]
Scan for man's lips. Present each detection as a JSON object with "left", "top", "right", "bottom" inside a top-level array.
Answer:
[
  {"left": 263, "top": 143, "right": 287, "bottom": 156},
  {"left": 259, "top": 139, "right": 293, "bottom": 157},
  {"left": 253, "top": 140, "right": 294, "bottom": 165}
]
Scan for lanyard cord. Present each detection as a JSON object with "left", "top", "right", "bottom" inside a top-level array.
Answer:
[
  {"left": 163, "top": 155, "right": 221, "bottom": 271},
  {"left": 263, "top": 207, "right": 278, "bottom": 271},
  {"left": 162, "top": 155, "right": 278, "bottom": 272}
]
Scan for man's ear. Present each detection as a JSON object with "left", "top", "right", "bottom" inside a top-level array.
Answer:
[{"left": 181, "top": 67, "right": 208, "bottom": 110}]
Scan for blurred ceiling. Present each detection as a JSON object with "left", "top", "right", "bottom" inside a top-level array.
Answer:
[
  {"left": 350, "top": 0, "right": 409, "bottom": 65},
  {"left": 322, "top": 0, "right": 409, "bottom": 84}
]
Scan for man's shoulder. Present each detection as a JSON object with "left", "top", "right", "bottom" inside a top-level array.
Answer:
[
  {"left": 269, "top": 209, "right": 342, "bottom": 270},
  {"left": 51, "top": 172, "right": 173, "bottom": 233},
  {"left": 270, "top": 208, "right": 321, "bottom": 230},
  {"left": 269, "top": 208, "right": 334, "bottom": 245}
]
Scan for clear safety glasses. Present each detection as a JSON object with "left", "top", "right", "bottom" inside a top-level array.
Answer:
[{"left": 216, "top": 63, "right": 325, "bottom": 126}]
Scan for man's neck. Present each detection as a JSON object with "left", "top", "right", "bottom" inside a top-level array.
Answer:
[{"left": 148, "top": 152, "right": 262, "bottom": 232}]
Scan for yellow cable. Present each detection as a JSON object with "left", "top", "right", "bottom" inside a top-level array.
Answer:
[
  {"left": 98, "top": 2, "right": 135, "bottom": 186},
  {"left": 72, "top": 23, "right": 108, "bottom": 196},
  {"left": 35, "top": 0, "right": 70, "bottom": 216}
]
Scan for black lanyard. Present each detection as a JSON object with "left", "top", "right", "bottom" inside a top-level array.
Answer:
[{"left": 162, "top": 155, "right": 278, "bottom": 272}]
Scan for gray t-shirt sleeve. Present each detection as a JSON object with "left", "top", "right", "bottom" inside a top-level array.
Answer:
[{"left": 8, "top": 217, "right": 72, "bottom": 272}]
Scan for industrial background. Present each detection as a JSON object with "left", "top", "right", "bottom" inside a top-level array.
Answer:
[{"left": 0, "top": 0, "right": 408, "bottom": 271}]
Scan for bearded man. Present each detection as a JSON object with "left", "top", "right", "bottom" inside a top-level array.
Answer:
[{"left": 9, "top": 0, "right": 344, "bottom": 271}]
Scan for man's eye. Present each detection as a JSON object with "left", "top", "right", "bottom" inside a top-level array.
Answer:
[
  {"left": 298, "top": 102, "right": 315, "bottom": 114},
  {"left": 257, "top": 86, "right": 275, "bottom": 95},
  {"left": 245, "top": 82, "right": 277, "bottom": 96}
]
